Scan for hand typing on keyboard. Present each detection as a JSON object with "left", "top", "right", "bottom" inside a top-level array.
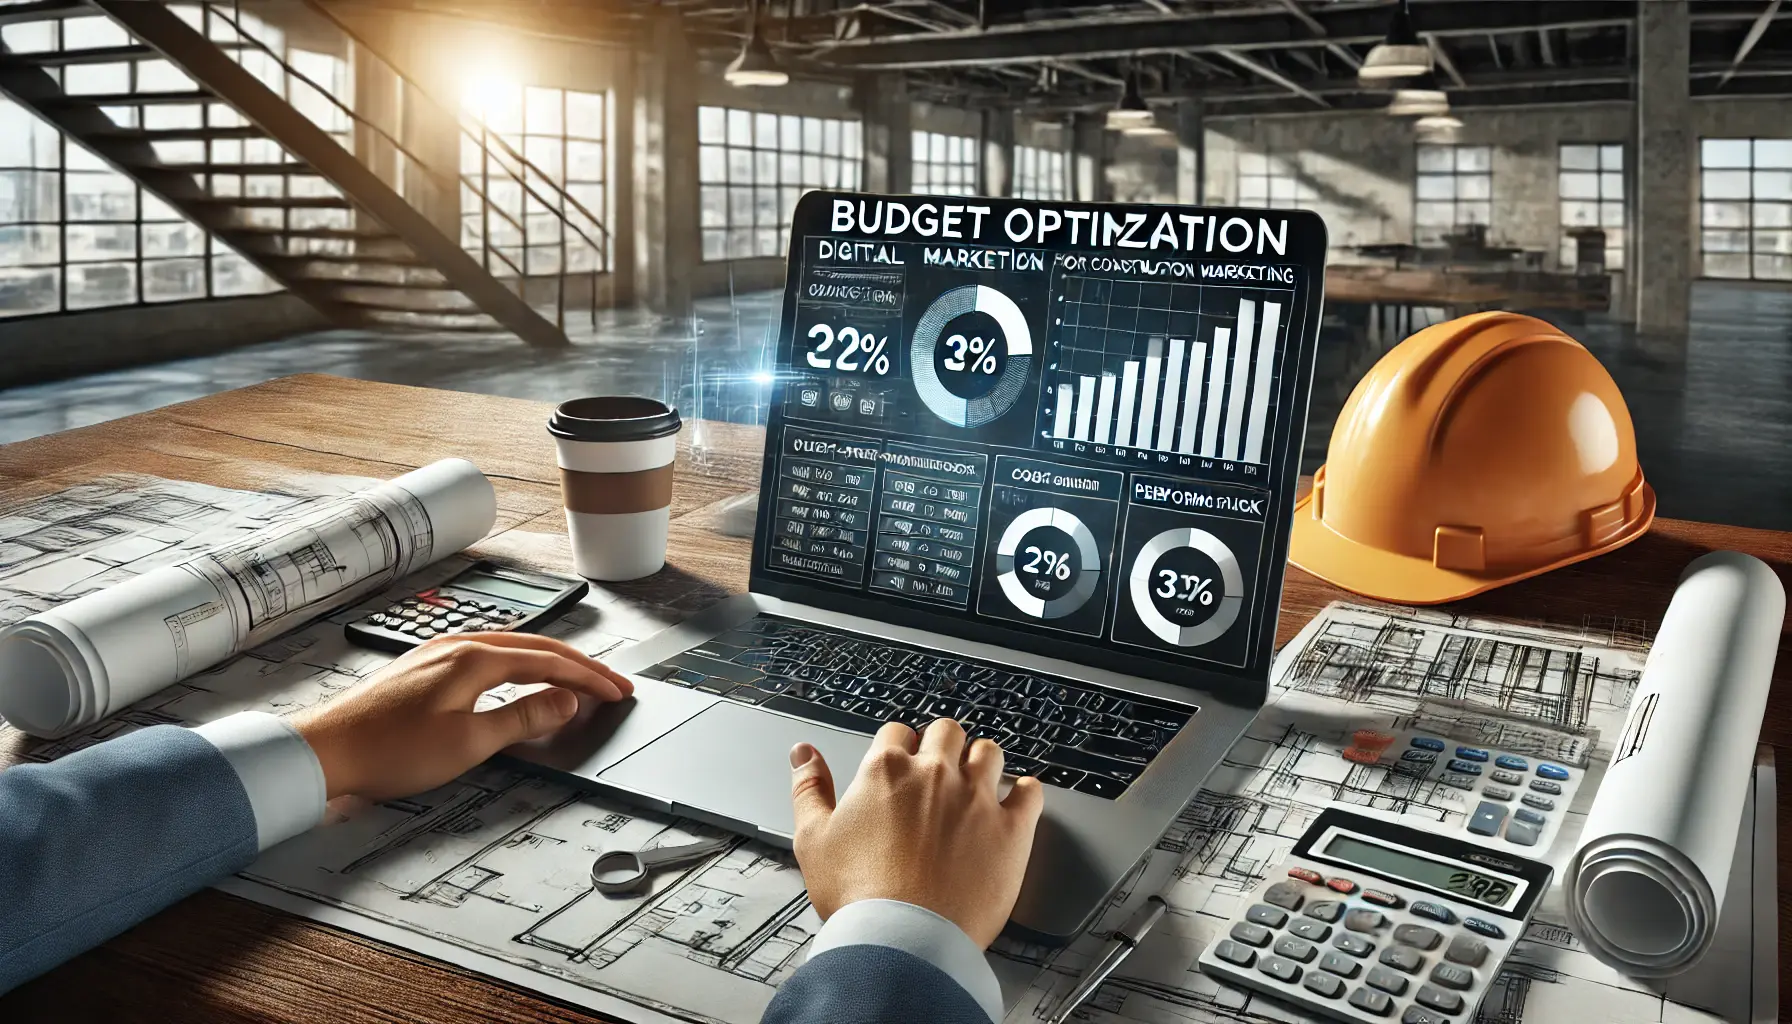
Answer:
[
  {"left": 788, "top": 719, "right": 1044, "bottom": 949},
  {"left": 642, "top": 616, "right": 1198, "bottom": 801}
]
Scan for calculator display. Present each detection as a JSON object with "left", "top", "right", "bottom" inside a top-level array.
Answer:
[
  {"left": 1322, "top": 835, "right": 1517, "bottom": 908},
  {"left": 451, "top": 572, "right": 562, "bottom": 606}
]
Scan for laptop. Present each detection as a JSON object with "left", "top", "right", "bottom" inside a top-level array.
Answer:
[{"left": 516, "top": 190, "right": 1326, "bottom": 944}]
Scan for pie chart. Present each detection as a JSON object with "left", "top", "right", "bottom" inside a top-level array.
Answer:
[
  {"left": 909, "top": 284, "right": 1034, "bottom": 427},
  {"left": 1128, "top": 527, "right": 1244, "bottom": 647},
  {"left": 994, "top": 506, "right": 1101, "bottom": 619}
]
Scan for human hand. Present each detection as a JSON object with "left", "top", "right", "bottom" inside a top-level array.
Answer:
[
  {"left": 788, "top": 720, "right": 1045, "bottom": 948},
  {"left": 293, "top": 632, "right": 634, "bottom": 801}
]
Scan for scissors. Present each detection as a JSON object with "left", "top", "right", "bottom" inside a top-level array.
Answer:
[{"left": 590, "top": 836, "right": 734, "bottom": 894}]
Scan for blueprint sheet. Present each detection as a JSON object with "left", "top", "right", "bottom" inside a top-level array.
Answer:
[
  {"left": 1, "top": 475, "right": 817, "bottom": 1024},
  {"left": 0, "top": 474, "right": 1760, "bottom": 1024},
  {"left": 995, "top": 603, "right": 1763, "bottom": 1024}
]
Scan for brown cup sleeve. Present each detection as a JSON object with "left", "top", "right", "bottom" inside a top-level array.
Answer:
[{"left": 560, "top": 465, "right": 674, "bottom": 515}]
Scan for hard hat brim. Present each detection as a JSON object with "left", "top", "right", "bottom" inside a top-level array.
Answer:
[{"left": 1288, "top": 485, "right": 1657, "bottom": 606}]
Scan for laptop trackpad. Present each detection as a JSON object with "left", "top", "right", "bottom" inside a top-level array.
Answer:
[{"left": 597, "top": 701, "right": 874, "bottom": 844}]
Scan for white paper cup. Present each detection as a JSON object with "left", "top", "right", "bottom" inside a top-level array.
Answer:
[{"left": 548, "top": 397, "right": 681, "bottom": 581}]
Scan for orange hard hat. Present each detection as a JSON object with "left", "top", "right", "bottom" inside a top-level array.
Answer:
[{"left": 1290, "top": 311, "right": 1654, "bottom": 604}]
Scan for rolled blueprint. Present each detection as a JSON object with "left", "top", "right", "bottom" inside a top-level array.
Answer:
[
  {"left": 0, "top": 459, "right": 496, "bottom": 738},
  {"left": 1565, "top": 550, "right": 1785, "bottom": 978}
]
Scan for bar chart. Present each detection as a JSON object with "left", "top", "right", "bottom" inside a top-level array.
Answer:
[{"left": 1040, "top": 277, "right": 1292, "bottom": 466}]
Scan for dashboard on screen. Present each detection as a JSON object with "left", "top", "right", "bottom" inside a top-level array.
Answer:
[{"left": 750, "top": 191, "right": 1326, "bottom": 695}]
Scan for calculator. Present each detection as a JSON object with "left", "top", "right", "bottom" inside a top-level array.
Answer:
[
  {"left": 344, "top": 561, "right": 589, "bottom": 653},
  {"left": 1358, "top": 729, "right": 1585, "bottom": 854},
  {"left": 1197, "top": 807, "right": 1552, "bottom": 1024}
]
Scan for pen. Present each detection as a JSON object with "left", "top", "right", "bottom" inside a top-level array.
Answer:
[{"left": 1048, "top": 894, "right": 1167, "bottom": 1024}]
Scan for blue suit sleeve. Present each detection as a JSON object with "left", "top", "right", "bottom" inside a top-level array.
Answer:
[
  {"left": 0, "top": 724, "right": 261, "bottom": 993},
  {"left": 762, "top": 899, "right": 1005, "bottom": 1024},
  {"left": 762, "top": 945, "right": 996, "bottom": 1024}
]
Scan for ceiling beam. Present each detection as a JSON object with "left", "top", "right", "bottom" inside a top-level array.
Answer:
[
  {"left": 1049, "top": 59, "right": 1124, "bottom": 86},
  {"left": 813, "top": 2, "right": 1639, "bottom": 69},
  {"left": 1694, "top": 70, "right": 1792, "bottom": 96},
  {"left": 1015, "top": 64, "right": 1634, "bottom": 114},
  {"left": 1424, "top": 33, "right": 1467, "bottom": 87},
  {"left": 1192, "top": 78, "right": 1634, "bottom": 118},
  {"left": 1717, "top": 0, "right": 1784, "bottom": 87},
  {"left": 1275, "top": 0, "right": 1363, "bottom": 68},
  {"left": 1215, "top": 47, "right": 1330, "bottom": 107}
]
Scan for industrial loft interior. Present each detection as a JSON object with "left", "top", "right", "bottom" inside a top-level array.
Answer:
[{"left": 0, "top": 0, "right": 1789, "bottom": 531}]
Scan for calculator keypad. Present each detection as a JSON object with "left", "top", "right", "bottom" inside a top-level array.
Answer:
[
  {"left": 360, "top": 592, "right": 529, "bottom": 641},
  {"left": 1376, "top": 731, "right": 1583, "bottom": 853},
  {"left": 1200, "top": 860, "right": 1526, "bottom": 1024}
]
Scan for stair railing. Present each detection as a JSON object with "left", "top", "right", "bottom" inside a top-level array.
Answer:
[
  {"left": 292, "top": 0, "right": 610, "bottom": 331},
  {"left": 198, "top": 1, "right": 604, "bottom": 331}
]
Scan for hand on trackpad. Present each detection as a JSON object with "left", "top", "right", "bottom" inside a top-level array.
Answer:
[{"left": 600, "top": 704, "right": 1043, "bottom": 951}]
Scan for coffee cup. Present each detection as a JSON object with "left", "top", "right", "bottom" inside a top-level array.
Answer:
[{"left": 548, "top": 396, "right": 681, "bottom": 581}]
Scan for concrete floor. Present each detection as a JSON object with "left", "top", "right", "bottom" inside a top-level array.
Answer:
[{"left": 1, "top": 282, "right": 1788, "bottom": 532}]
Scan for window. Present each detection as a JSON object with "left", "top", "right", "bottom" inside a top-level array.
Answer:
[
  {"left": 1559, "top": 144, "right": 1625, "bottom": 270},
  {"left": 1013, "top": 144, "right": 1066, "bottom": 201},
  {"left": 698, "top": 106, "right": 862, "bottom": 261},
  {"left": 461, "top": 85, "right": 609, "bottom": 275},
  {"left": 1700, "top": 138, "right": 1792, "bottom": 281},
  {"left": 0, "top": 10, "right": 280, "bottom": 319},
  {"left": 1238, "top": 152, "right": 1313, "bottom": 210},
  {"left": 1414, "top": 144, "right": 1492, "bottom": 245},
  {"left": 912, "top": 130, "right": 978, "bottom": 196}
]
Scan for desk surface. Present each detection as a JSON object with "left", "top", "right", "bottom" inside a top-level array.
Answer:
[{"left": 1, "top": 373, "right": 1787, "bottom": 1023}]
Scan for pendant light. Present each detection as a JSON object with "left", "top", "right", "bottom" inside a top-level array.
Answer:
[
  {"left": 726, "top": 0, "right": 788, "bottom": 88},
  {"left": 1360, "top": 0, "right": 1432, "bottom": 81},
  {"left": 1107, "top": 67, "right": 1155, "bottom": 131},
  {"left": 1386, "top": 72, "right": 1450, "bottom": 117},
  {"left": 1414, "top": 112, "right": 1463, "bottom": 141}
]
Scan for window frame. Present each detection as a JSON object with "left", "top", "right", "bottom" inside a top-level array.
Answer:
[
  {"left": 1012, "top": 143, "right": 1067, "bottom": 202},
  {"left": 911, "top": 129, "right": 979, "bottom": 197},
  {"left": 1413, "top": 142, "right": 1493, "bottom": 246},
  {"left": 698, "top": 106, "right": 863, "bottom": 262},
  {"left": 459, "top": 84, "right": 611, "bottom": 276},
  {"left": 1699, "top": 137, "right": 1792, "bottom": 282},
  {"left": 1237, "top": 150, "right": 1314, "bottom": 211},
  {"left": 0, "top": 7, "right": 296, "bottom": 320},
  {"left": 1558, "top": 143, "right": 1625, "bottom": 271}
]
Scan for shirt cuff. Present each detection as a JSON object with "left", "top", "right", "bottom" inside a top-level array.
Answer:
[
  {"left": 809, "top": 899, "right": 1003, "bottom": 1023},
  {"left": 192, "top": 711, "right": 327, "bottom": 852}
]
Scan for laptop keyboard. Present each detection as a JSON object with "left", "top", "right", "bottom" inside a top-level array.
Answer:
[{"left": 635, "top": 615, "right": 1196, "bottom": 800}]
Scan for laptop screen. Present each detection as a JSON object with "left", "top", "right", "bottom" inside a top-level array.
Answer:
[{"left": 749, "top": 191, "right": 1325, "bottom": 695}]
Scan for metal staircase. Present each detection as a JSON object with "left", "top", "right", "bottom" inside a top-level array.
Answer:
[{"left": 0, "top": 0, "right": 610, "bottom": 346}]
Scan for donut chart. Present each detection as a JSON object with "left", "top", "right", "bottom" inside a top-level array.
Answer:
[
  {"left": 909, "top": 284, "right": 1034, "bottom": 428},
  {"left": 995, "top": 506, "right": 1101, "bottom": 619},
  {"left": 1128, "top": 527, "right": 1244, "bottom": 647}
]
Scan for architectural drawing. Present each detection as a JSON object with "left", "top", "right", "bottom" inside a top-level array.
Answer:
[
  {"left": 1, "top": 477, "right": 1757, "bottom": 1024},
  {"left": 995, "top": 603, "right": 1745, "bottom": 1024},
  {"left": 0, "top": 460, "right": 493, "bottom": 737},
  {"left": 2, "top": 475, "right": 816, "bottom": 1024}
]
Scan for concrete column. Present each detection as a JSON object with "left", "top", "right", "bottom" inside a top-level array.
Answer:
[
  {"left": 981, "top": 108, "right": 1013, "bottom": 197},
  {"left": 857, "top": 74, "right": 910, "bottom": 193},
  {"left": 1175, "top": 99, "right": 1205, "bottom": 205},
  {"left": 607, "top": 48, "right": 636, "bottom": 307},
  {"left": 632, "top": 11, "right": 698, "bottom": 317},
  {"left": 1633, "top": 0, "right": 1693, "bottom": 338},
  {"left": 1071, "top": 113, "right": 1107, "bottom": 202}
]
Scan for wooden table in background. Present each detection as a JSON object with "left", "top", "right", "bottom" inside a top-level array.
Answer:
[{"left": 0, "top": 374, "right": 1787, "bottom": 1023}]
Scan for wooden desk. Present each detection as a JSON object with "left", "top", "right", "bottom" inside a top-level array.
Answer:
[
  {"left": 1, "top": 373, "right": 1787, "bottom": 1022},
  {"left": 1325, "top": 264, "right": 1611, "bottom": 312}
]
